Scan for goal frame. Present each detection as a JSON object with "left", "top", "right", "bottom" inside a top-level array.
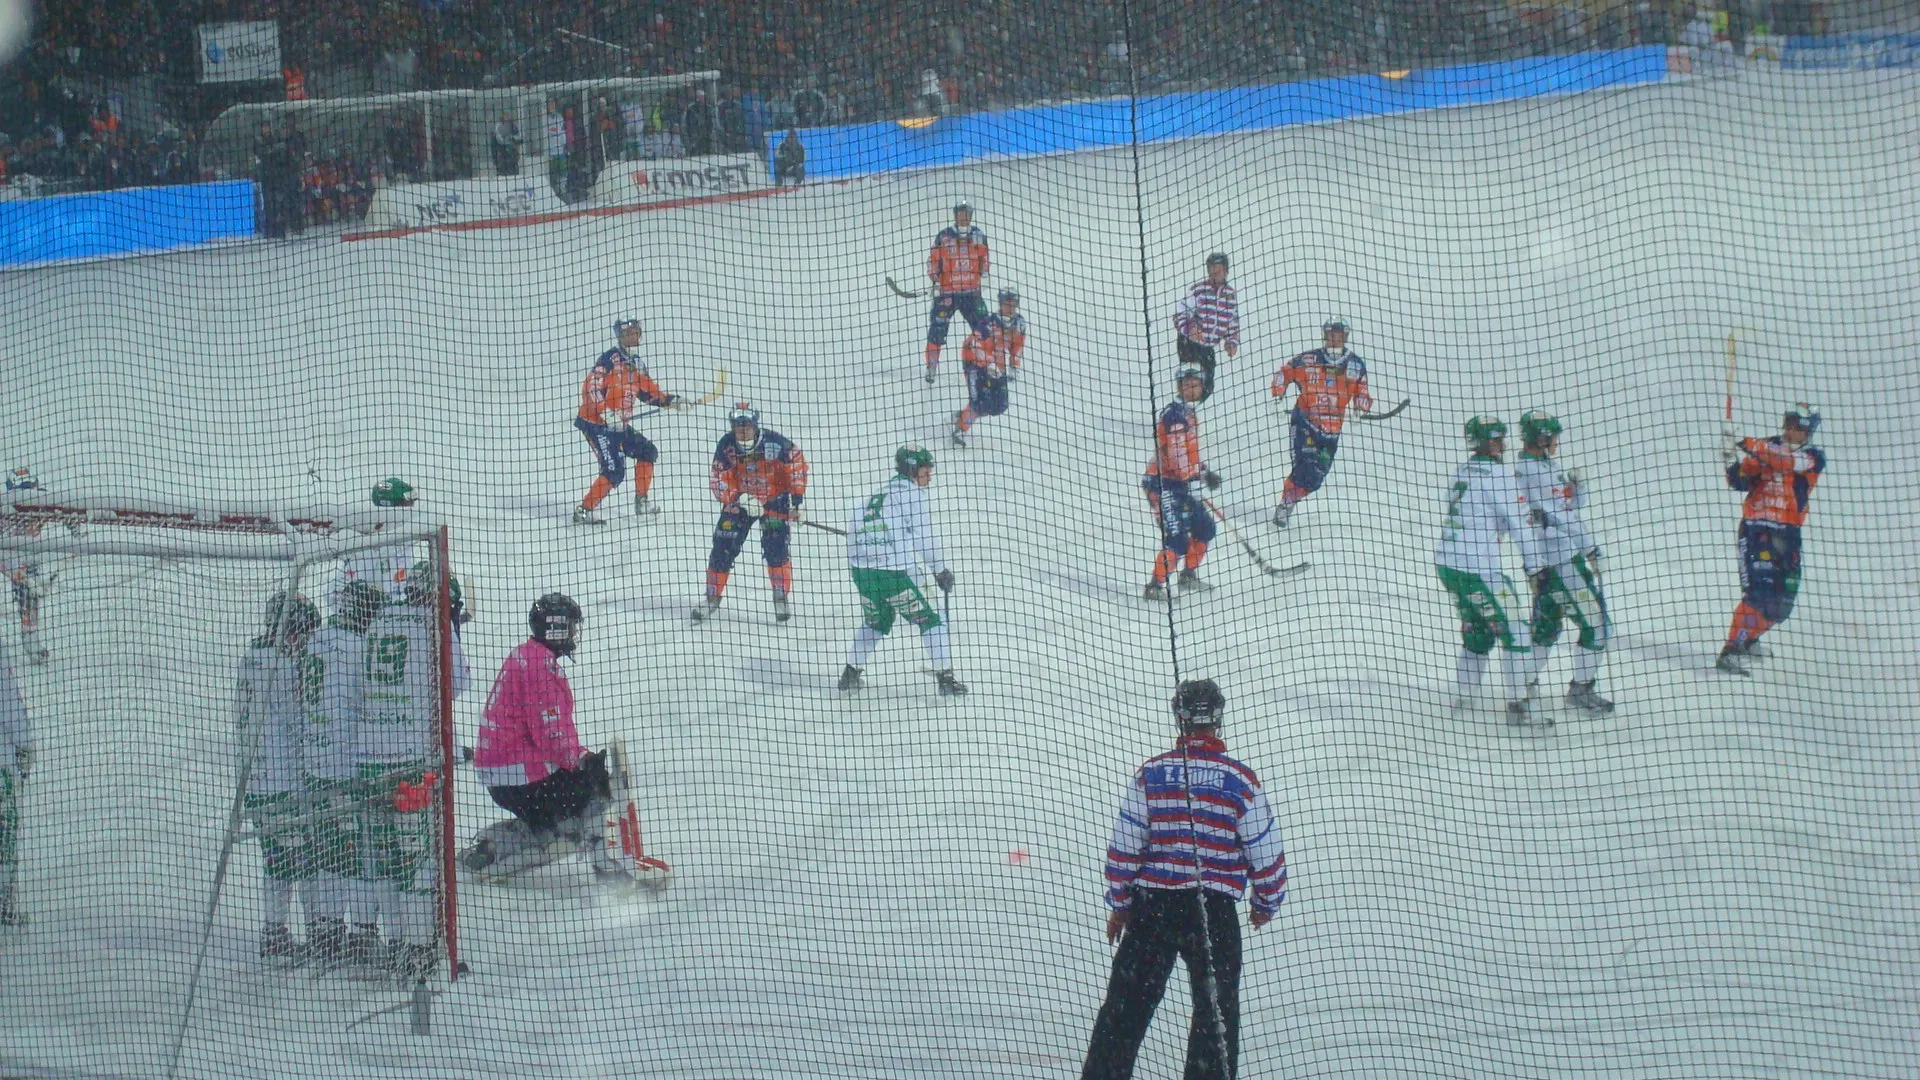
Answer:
[{"left": 0, "top": 501, "right": 466, "bottom": 1077}]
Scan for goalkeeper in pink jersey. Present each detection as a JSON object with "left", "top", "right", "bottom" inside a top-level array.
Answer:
[{"left": 462, "top": 593, "right": 630, "bottom": 885}]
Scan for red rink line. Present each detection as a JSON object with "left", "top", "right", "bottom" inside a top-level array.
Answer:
[{"left": 342, "top": 184, "right": 797, "bottom": 242}]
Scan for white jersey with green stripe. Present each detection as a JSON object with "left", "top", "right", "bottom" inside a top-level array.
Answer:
[
  {"left": 1435, "top": 455, "right": 1542, "bottom": 580},
  {"left": 354, "top": 607, "right": 469, "bottom": 765},
  {"left": 847, "top": 476, "right": 947, "bottom": 574},
  {"left": 234, "top": 643, "right": 306, "bottom": 795},
  {"left": 1512, "top": 452, "right": 1594, "bottom": 570},
  {"left": 303, "top": 624, "right": 368, "bottom": 782}
]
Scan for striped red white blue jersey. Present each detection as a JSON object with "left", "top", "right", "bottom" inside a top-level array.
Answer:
[
  {"left": 1173, "top": 281, "right": 1241, "bottom": 349},
  {"left": 1103, "top": 734, "right": 1287, "bottom": 915}
]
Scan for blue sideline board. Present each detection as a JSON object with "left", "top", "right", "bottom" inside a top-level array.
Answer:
[
  {"left": 0, "top": 181, "right": 257, "bottom": 269},
  {"left": 773, "top": 48, "right": 1670, "bottom": 180}
]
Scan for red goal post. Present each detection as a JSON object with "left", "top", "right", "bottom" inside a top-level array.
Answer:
[{"left": 0, "top": 491, "right": 466, "bottom": 1067}]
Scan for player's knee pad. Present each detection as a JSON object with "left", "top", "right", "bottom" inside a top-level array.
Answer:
[
  {"left": 627, "top": 434, "right": 659, "bottom": 464},
  {"left": 1190, "top": 505, "right": 1217, "bottom": 545},
  {"left": 1531, "top": 613, "right": 1563, "bottom": 650},
  {"left": 1462, "top": 622, "right": 1497, "bottom": 656},
  {"left": 1754, "top": 588, "right": 1795, "bottom": 624},
  {"left": 907, "top": 606, "right": 940, "bottom": 631},
  {"left": 860, "top": 595, "right": 897, "bottom": 635}
]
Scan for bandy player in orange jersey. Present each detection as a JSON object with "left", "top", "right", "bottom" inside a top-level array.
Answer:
[
  {"left": 573, "top": 319, "right": 680, "bottom": 526},
  {"left": 923, "top": 202, "right": 994, "bottom": 384},
  {"left": 1142, "top": 367, "right": 1223, "bottom": 601},
  {"left": 1715, "top": 403, "right": 1824, "bottom": 676},
  {"left": 691, "top": 404, "right": 810, "bottom": 625},
  {"left": 1269, "top": 316, "right": 1372, "bottom": 529},
  {"left": 949, "top": 289, "right": 1025, "bottom": 448}
]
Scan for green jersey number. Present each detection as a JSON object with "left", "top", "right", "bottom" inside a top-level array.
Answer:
[
  {"left": 854, "top": 491, "right": 889, "bottom": 540},
  {"left": 1442, "top": 480, "right": 1469, "bottom": 539},
  {"left": 298, "top": 653, "right": 325, "bottom": 708},
  {"left": 367, "top": 634, "right": 410, "bottom": 686}
]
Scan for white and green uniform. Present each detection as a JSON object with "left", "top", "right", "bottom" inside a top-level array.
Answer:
[
  {"left": 1435, "top": 455, "right": 1541, "bottom": 704},
  {"left": 0, "top": 639, "right": 32, "bottom": 920},
  {"left": 304, "top": 621, "right": 370, "bottom": 925},
  {"left": 353, "top": 605, "right": 468, "bottom": 945},
  {"left": 846, "top": 475, "right": 950, "bottom": 669},
  {"left": 1513, "top": 452, "right": 1608, "bottom": 683},
  {"left": 235, "top": 637, "right": 314, "bottom": 932}
]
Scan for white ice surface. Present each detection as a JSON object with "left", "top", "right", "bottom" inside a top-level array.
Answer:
[{"left": 1, "top": 68, "right": 1917, "bottom": 1079}]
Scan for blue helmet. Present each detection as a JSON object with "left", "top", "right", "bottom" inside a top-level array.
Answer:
[
  {"left": 997, "top": 288, "right": 1019, "bottom": 307},
  {"left": 612, "top": 318, "right": 642, "bottom": 342},
  {"left": 6, "top": 466, "right": 37, "bottom": 491},
  {"left": 728, "top": 402, "right": 763, "bottom": 453}
]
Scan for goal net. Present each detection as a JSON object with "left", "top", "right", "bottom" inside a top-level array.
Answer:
[{"left": 0, "top": 495, "right": 463, "bottom": 1077}]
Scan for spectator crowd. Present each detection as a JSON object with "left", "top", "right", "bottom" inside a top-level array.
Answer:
[{"left": 3, "top": 1, "right": 1775, "bottom": 199}]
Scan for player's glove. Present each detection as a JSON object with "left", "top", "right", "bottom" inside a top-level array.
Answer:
[
  {"left": 935, "top": 569, "right": 955, "bottom": 593},
  {"left": 660, "top": 395, "right": 683, "bottom": 411},
  {"left": 450, "top": 593, "right": 471, "bottom": 628},
  {"left": 13, "top": 747, "right": 31, "bottom": 780},
  {"left": 1564, "top": 467, "right": 1585, "bottom": 489},
  {"left": 1719, "top": 428, "right": 1743, "bottom": 466},
  {"left": 787, "top": 505, "right": 805, "bottom": 525},
  {"left": 1529, "top": 568, "right": 1553, "bottom": 596},
  {"left": 734, "top": 492, "right": 764, "bottom": 518},
  {"left": 1202, "top": 470, "right": 1223, "bottom": 490}
]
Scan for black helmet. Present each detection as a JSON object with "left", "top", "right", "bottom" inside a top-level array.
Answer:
[
  {"left": 336, "top": 581, "right": 386, "bottom": 633},
  {"left": 530, "top": 592, "right": 583, "bottom": 656},
  {"left": 1172, "top": 679, "right": 1225, "bottom": 732}
]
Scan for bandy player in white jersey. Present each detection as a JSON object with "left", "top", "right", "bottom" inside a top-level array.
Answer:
[
  {"left": 353, "top": 561, "right": 468, "bottom": 982},
  {"left": 234, "top": 592, "right": 322, "bottom": 964},
  {"left": 1511, "top": 409, "right": 1613, "bottom": 715},
  {"left": 1434, "top": 416, "right": 1545, "bottom": 728},
  {"left": 837, "top": 445, "right": 965, "bottom": 697}
]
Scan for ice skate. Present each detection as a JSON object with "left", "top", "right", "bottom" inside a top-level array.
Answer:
[
  {"left": 772, "top": 594, "right": 792, "bottom": 623},
  {"left": 1565, "top": 679, "right": 1615, "bottom": 715},
  {"left": 1270, "top": 502, "right": 1294, "bottom": 529},
  {"left": 305, "top": 917, "right": 347, "bottom": 966},
  {"left": 1176, "top": 568, "right": 1213, "bottom": 594},
  {"left": 1506, "top": 700, "right": 1531, "bottom": 727},
  {"left": 689, "top": 597, "right": 721, "bottom": 622},
  {"left": 935, "top": 669, "right": 968, "bottom": 696},
  {"left": 633, "top": 495, "right": 660, "bottom": 517},
  {"left": 260, "top": 925, "right": 301, "bottom": 966},
  {"left": 950, "top": 427, "right": 966, "bottom": 449},
  {"left": 1141, "top": 582, "right": 1167, "bottom": 602},
  {"left": 572, "top": 505, "right": 605, "bottom": 526},
  {"left": 838, "top": 665, "right": 864, "bottom": 692},
  {"left": 1714, "top": 646, "right": 1751, "bottom": 677}
]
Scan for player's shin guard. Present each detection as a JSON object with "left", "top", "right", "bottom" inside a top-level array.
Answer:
[
  {"left": 581, "top": 476, "right": 614, "bottom": 510},
  {"left": 1152, "top": 550, "right": 1179, "bottom": 584},
  {"left": 1574, "top": 646, "right": 1603, "bottom": 683},
  {"left": 849, "top": 626, "right": 882, "bottom": 667},
  {"left": 956, "top": 406, "right": 977, "bottom": 432},
  {"left": 923, "top": 624, "right": 952, "bottom": 668},
  {"left": 1281, "top": 479, "right": 1307, "bottom": 507},
  {"left": 1184, "top": 539, "right": 1208, "bottom": 571},
  {"left": 768, "top": 563, "right": 793, "bottom": 597},
  {"left": 631, "top": 460, "right": 655, "bottom": 498},
  {"left": 1456, "top": 649, "right": 1489, "bottom": 693},
  {"left": 705, "top": 569, "right": 730, "bottom": 600},
  {"left": 1727, "top": 601, "right": 1772, "bottom": 650},
  {"left": 924, "top": 343, "right": 942, "bottom": 372}
]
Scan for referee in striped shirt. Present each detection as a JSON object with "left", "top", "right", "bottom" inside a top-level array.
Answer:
[
  {"left": 1173, "top": 253, "right": 1242, "bottom": 402},
  {"left": 1081, "top": 679, "right": 1287, "bottom": 1080}
]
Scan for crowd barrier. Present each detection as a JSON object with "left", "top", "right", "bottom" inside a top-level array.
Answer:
[
  {"left": 589, "top": 153, "right": 769, "bottom": 208},
  {"left": 0, "top": 181, "right": 256, "bottom": 269},
  {"left": 363, "top": 175, "right": 571, "bottom": 231},
  {"left": 775, "top": 48, "right": 1670, "bottom": 180}
]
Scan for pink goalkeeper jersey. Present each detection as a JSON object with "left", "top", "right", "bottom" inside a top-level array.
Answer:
[{"left": 474, "top": 639, "right": 585, "bottom": 787}]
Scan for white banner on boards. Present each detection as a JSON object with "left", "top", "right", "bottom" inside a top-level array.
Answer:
[
  {"left": 364, "top": 176, "right": 570, "bottom": 230},
  {"left": 198, "top": 22, "right": 282, "bottom": 84},
  {"left": 591, "top": 154, "right": 770, "bottom": 208}
]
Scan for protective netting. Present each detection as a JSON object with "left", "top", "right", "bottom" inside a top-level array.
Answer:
[{"left": 3, "top": 2, "right": 1918, "bottom": 1079}]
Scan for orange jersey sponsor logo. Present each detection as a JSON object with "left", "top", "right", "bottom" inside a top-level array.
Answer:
[
  {"left": 963, "top": 316, "right": 1024, "bottom": 374},
  {"left": 710, "top": 434, "right": 810, "bottom": 504},
  {"left": 1273, "top": 349, "right": 1371, "bottom": 435},
  {"left": 928, "top": 227, "right": 990, "bottom": 293},
  {"left": 1147, "top": 402, "right": 1205, "bottom": 482},
  {"left": 578, "top": 352, "right": 666, "bottom": 424},
  {"left": 1735, "top": 439, "right": 1823, "bottom": 527}
]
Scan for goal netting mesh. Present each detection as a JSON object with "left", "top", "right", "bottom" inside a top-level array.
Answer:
[{"left": 4, "top": 2, "right": 1918, "bottom": 1079}]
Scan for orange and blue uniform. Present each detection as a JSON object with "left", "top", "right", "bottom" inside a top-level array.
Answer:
[
  {"left": 705, "top": 430, "right": 810, "bottom": 601},
  {"left": 1272, "top": 348, "right": 1371, "bottom": 507},
  {"left": 955, "top": 311, "right": 1026, "bottom": 435},
  {"left": 1144, "top": 401, "right": 1215, "bottom": 585},
  {"left": 1724, "top": 435, "right": 1824, "bottom": 651},
  {"left": 924, "top": 225, "right": 994, "bottom": 373},
  {"left": 576, "top": 347, "right": 675, "bottom": 510}
]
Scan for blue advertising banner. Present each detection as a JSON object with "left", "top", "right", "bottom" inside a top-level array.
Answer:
[{"left": 0, "top": 181, "right": 257, "bottom": 268}]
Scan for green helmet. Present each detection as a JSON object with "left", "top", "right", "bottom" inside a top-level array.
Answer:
[
  {"left": 403, "top": 560, "right": 464, "bottom": 611},
  {"left": 894, "top": 443, "right": 934, "bottom": 478},
  {"left": 1464, "top": 415, "right": 1507, "bottom": 448},
  {"left": 1518, "top": 409, "right": 1562, "bottom": 447},
  {"left": 371, "top": 477, "right": 417, "bottom": 508},
  {"left": 335, "top": 581, "right": 386, "bottom": 633}
]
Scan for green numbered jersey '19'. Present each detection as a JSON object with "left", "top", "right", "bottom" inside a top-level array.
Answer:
[{"left": 352, "top": 608, "right": 469, "bottom": 765}]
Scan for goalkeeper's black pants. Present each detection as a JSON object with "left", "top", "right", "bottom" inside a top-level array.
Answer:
[
  {"left": 487, "top": 754, "right": 608, "bottom": 834},
  {"left": 1082, "top": 887, "right": 1243, "bottom": 1080}
]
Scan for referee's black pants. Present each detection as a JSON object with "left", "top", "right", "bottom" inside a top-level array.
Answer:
[
  {"left": 1082, "top": 887, "right": 1243, "bottom": 1080},
  {"left": 1176, "top": 337, "right": 1218, "bottom": 402}
]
